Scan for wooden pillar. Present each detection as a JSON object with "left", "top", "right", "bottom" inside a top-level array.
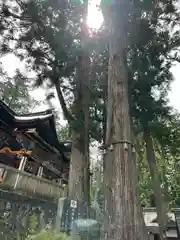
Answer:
[
  {"left": 0, "top": 168, "right": 4, "bottom": 176},
  {"left": 63, "top": 185, "right": 68, "bottom": 198},
  {"left": 11, "top": 203, "right": 18, "bottom": 230},
  {"left": 37, "top": 209, "right": 45, "bottom": 231},
  {"left": 37, "top": 166, "right": 43, "bottom": 178},
  {"left": 18, "top": 157, "right": 27, "bottom": 171},
  {"left": 14, "top": 157, "right": 27, "bottom": 189},
  {"left": 44, "top": 207, "right": 49, "bottom": 226},
  {"left": 0, "top": 168, "right": 4, "bottom": 184},
  {"left": 149, "top": 233, "right": 154, "bottom": 240},
  {"left": 55, "top": 198, "right": 65, "bottom": 230}
]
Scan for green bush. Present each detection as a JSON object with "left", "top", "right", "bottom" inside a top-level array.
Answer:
[{"left": 25, "top": 230, "right": 69, "bottom": 240}]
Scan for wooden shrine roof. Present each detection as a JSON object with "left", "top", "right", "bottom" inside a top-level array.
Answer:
[
  {"left": 0, "top": 101, "right": 71, "bottom": 154},
  {"left": 0, "top": 100, "right": 71, "bottom": 181}
]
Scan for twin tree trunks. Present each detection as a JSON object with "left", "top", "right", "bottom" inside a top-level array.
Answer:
[{"left": 68, "top": 2, "right": 150, "bottom": 240}]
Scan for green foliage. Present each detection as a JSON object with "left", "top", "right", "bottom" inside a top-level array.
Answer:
[
  {"left": 26, "top": 231, "right": 69, "bottom": 240},
  {"left": 0, "top": 67, "right": 37, "bottom": 113},
  {"left": 57, "top": 124, "right": 71, "bottom": 142},
  {"left": 125, "top": 0, "right": 180, "bottom": 209},
  {"left": 0, "top": 0, "right": 107, "bottom": 141},
  {"left": 29, "top": 214, "right": 38, "bottom": 233},
  {"left": 135, "top": 114, "right": 180, "bottom": 208}
]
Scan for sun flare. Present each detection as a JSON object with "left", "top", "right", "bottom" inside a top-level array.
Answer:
[{"left": 87, "top": 0, "right": 104, "bottom": 29}]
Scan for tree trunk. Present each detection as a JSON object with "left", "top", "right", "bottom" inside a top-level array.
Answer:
[
  {"left": 67, "top": 3, "right": 90, "bottom": 205},
  {"left": 131, "top": 123, "right": 149, "bottom": 239},
  {"left": 82, "top": 53, "right": 91, "bottom": 207},
  {"left": 68, "top": 130, "right": 89, "bottom": 204},
  {"left": 144, "top": 129, "right": 167, "bottom": 240},
  {"left": 68, "top": 50, "right": 90, "bottom": 205},
  {"left": 55, "top": 70, "right": 90, "bottom": 204},
  {"left": 160, "top": 147, "right": 169, "bottom": 213},
  {"left": 103, "top": 7, "right": 149, "bottom": 240}
]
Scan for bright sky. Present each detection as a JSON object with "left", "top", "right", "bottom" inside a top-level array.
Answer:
[
  {"left": 87, "top": 0, "right": 103, "bottom": 29},
  {"left": 0, "top": 0, "right": 180, "bottom": 114}
]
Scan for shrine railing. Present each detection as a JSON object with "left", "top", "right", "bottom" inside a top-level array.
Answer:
[{"left": 0, "top": 164, "right": 67, "bottom": 200}]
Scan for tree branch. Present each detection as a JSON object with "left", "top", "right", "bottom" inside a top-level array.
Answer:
[
  {"left": 158, "top": 16, "right": 180, "bottom": 23},
  {"left": 166, "top": 56, "right": 180, "bottom": 63},
  {"left": 61, "top": 85, "right": 74, "bottom": 92},
  {"left": 2, "top": 4, "right": 21, "bottom": 19},
  {"left": 55, "top": 81, "right": 75, "bottom": 124}
]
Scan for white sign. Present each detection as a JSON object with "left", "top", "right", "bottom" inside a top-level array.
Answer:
[{"left": 70, "top": 200, "right": 77, "bottom": 209}]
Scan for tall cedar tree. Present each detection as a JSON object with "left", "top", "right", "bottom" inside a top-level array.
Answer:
[
  {"left": 101, "top": 1, "right": 149, "bottom": 239},
  {"left": 0, "top": 0, "right": 93, "bottom": 203},
  {"left": 100, "top": 0, "right": 180, "bottom": 239}
]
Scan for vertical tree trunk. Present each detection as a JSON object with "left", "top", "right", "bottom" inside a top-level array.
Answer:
[
  {"left": 68, "top": 130, "right": 88, "bottom": 203},
  {"left": 82, "top": 53, "right": 91, "bottom": 207},
  {"left": 68, "top": 52, "right": 90, "bottom": 205},
  {"left": 160, "top": 147, "right": 169, "bottom": 212},
  {"left": 102, "top": 1, "right": 149, "bottom": 238},
  {"left": 68, "top": 3, "right": 90, "bottom": 204},
  {"left": 68, "top": 80, "right": 90, "bottom": 205},
  {"left": 56, "top": 76, "right": 90, "bottom": 203},
  {"left": 144, "top": 129, "right": 167, "bottom": 240},
  {"left": 104, "top": 50, "right": 149, "bottom": 240},
  {"left": 130, "top": 122, "right": 149, "bottom": 239}
]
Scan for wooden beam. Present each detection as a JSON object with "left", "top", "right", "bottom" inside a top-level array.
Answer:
[{"left": 37, "top": 166, "right": 43, "bottom": 178}]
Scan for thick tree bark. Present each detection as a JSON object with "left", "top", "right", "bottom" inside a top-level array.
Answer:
[
  {"left": 68, "top": 130, "right": 89, "bottom": 204},
  {"left": 67, "top": 3, "right": 91, "bottom": 204},
  {"left": 144, "top": 129, "right": 167, "bottom": 240},
  {"left": 104, "top": 52, "right": 149, "bottom": 240},
  {"left": 131, "top": 122, "right": 149, "bottom": 239},
  {"left": 68, "top": 50, "right": 90, "bottom": 205},
  {"left": 82, "top": 53, "right": 91, "bottom": 207},
  {"left": 102, "top": 2, "right": 149, "bottom": 238},
  {"left": 55, "top": 9, "right": 90, "bottom": 204},
  {"left": 103, "top": 30, "right": 149, "bottom": 240},
  {"left": 56, "top": 64, "right": 90, "bottom": 204}
]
